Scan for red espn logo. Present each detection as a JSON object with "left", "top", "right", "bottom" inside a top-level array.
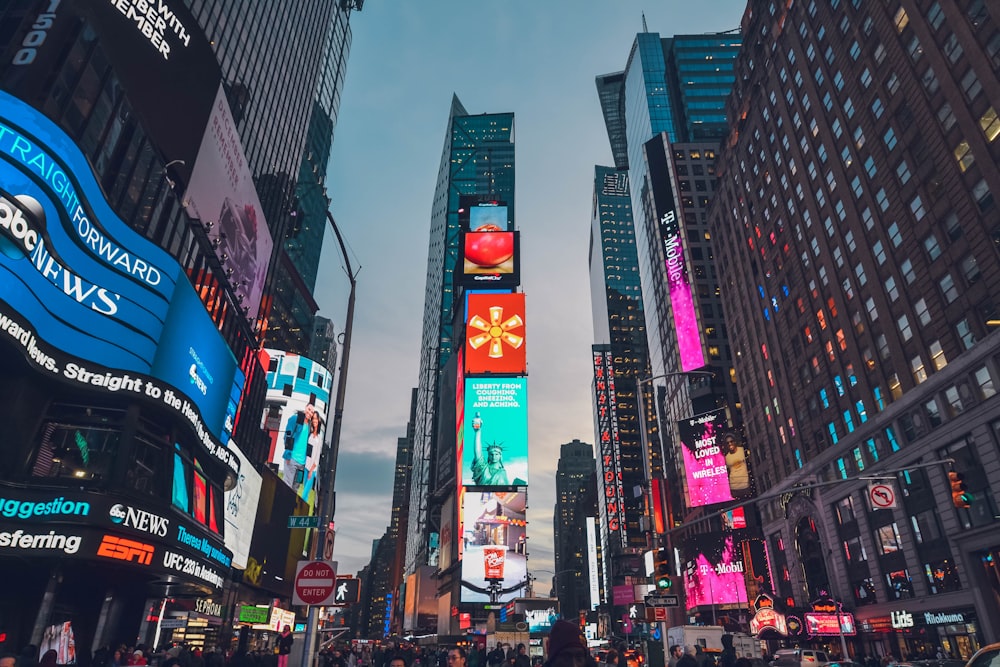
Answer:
[{"left": 97, "top": 534, "right": 154, "bottom": 566}]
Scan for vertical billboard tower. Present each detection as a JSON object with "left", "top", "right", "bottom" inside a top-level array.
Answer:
[{"left": 455, "top": 199, "right": 529, "bottom": 613}]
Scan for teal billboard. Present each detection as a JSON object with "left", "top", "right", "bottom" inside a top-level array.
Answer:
[{"left": 462, "top": 377, "right": 528, "bottom": 487}]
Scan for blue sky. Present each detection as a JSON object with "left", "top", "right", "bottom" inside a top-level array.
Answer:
[{"left": 316, "top": 1, "right": 749, "bottom": 579}]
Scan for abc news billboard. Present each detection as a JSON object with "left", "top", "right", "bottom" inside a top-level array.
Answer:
[{"left": 0, "top": 91, "right": 242, "bottom": 474}]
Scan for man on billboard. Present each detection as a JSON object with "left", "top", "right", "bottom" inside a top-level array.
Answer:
[
  {"left": 471, "top": 412, "right": 509, "bottom": 486},
  {"left": 282, "top": 400, "right": 316, "bottom": 492},
  {"left": 722, "top": 432, "right": 751, "bottom": 499}
]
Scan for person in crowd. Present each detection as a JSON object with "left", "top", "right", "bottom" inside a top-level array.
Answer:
[
  {"left": 277, "top": 626, "right": 294, "bottom": 667},
  {"left": 389, "top": 657, "right": 408, "bottom": 667},
  {"left": 448, "top": 649, "right": 468, "bottom": 667},
  {"left": 0, "top": 653, "right": 17, "bottom": 667},
  {"left": 668, "top": 647, "right": 684, "bottom": 667},
  {"left": 489, "top": 647, "right": 505, "bottom": 667},
  {"left": 38, "top": 652, "right": 57, "bottom": 667},
  {"left": 128, "top": 650, "right": 148, "bottom": 667},
  {"left": 543, "top": 620, "right": 594, "bottom": 667},
  {"left": 514, "top": 645, "right": 529, "bottom": 667},
  {"left": 605, "top": 650, "right": 619, "bottom": 667}
]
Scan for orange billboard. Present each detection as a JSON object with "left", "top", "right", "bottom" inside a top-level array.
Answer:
[{"left": 464, "top": 292, "right": 527, "bottom": 375}]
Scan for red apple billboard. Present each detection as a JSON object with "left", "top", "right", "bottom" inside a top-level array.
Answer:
[
  {"left": 465, "top": 292, "right": 526, "bottom": 375},
  {"left": 461, "top": 230, "right": 520, "bottom": 288}
]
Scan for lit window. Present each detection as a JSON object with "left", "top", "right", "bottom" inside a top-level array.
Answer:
[
  {"left": 954, "top": 140, "right": 975, "bottom": 171},
  {"left": 981, "top": 107, "right": 1000, "bottom": 142},
  {"left": 889, "top": 373, "right": 902, "bottom": 399},
  {"left": 911, "top": 355, "right": 927, "bottom": 383},
  {"left": 893, "top": 7, "right": 909, "bottom": 31},
  {"left": 929, "top": 340, "right": 947, "bottom": 370}
]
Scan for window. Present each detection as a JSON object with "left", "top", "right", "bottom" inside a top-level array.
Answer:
[
  {"left": 954, "top": 140, "right": 975, "bottom": 171},
  {"left": 835, "top": 496, "right": 856, "bottom": 525},
  {"left": 962, "top": 255, "right": 981, "bottom": 284},
  {"left": 860, "top": 68, "right": 872, "bottom": 88},
  {"left": 873, "top": 240, "right": 887, "bottom": 264},
  {"left": 929, "top": 340, "right": 947, "bottom": 370},
  {"left": 910, "top": 509, "right": 942, "bottom": 544},
  {"left": 875, "top": 523, "right": 902, "bottom": 554},
  {"left": 911, "top": 196, "right": 926, "bottom": 221},
  {"left": 887, "top": 276, "right": 899, "bottom": 302},
  {"left": 943, "top": 34, "right": 964, "bottom": 63},
  {"left": 921, "top": 67, "right": 939, "bottom": 94},
  {"left": 925, "top": 559, "right": 962, "bottom": 594},
  {"left": 924, "top": 234, "right": 941, "bottom": 260},
  {"left": 938, "top": 102, "right": 957, "bottom": 131},
  {"left": 888, "top": 222, "right": 902, "bottom": 247},
  {"left": 884, "top": 126, "right": 897, "bottom": 150},
  {"left": 974, "top": 366, "right": 995, "bottom": 399},
  {"left": 957, "top": 319, "right": 976, "bottom": 350},
  {"left": 901, "top": 259, "right": 916, "bottom": 284},
  {"left": 915, "top": 299, "right": 931, "bottom": 326},
  {"left": 944, "top": 212, "right": 963, "bottom": 240},
  {"left": 911, "top": 355, "right": 927, "bottom": 383},
  {"left": 893, "top": 7, "right": 909, "bottom": 31},
  {"left": 907, "top": 35, "right": 923, "bottom": 61},
  {"left": 940, "top": 273, "right": 959, "bottom": 303},
  {"left": 886, "top": 73, "right": 900, "bottom": 95},
  {"left": 899, "top": 314, "right": 912, "bottom": 341},
  {"left": 886, "top": 570, "right": 916, "bottom": 599},
  {"left": 967, "top": 0, "right": 989, "bottom": 27},
  {"left": 877, "top": 188, "right": 890, "bottom": 211},
  {"left": 961, "top": 68, "right": 982, "bottom": 101},
  {"left": 981, "top": 107, "right": 1000, "bottom": 142},
  {"left": 973, "top": 179, "right": 994, "bottom": 211}
]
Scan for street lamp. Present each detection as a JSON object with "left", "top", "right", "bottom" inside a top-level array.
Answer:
[
  {"left": 301, "top": 207, "right": 359, "bottom": 667},
  {"left": 634, "top": 371, "right": 713, "bottom": 652}
]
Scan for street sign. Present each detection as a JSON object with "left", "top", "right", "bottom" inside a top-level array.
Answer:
[
  {"left": 288, "top": 515, "right": 320, "bottom": 529},
  {"left": 645, "top": 594, "right": 680, "bottom": 607},
  {"left": 323, "top": 527, "right": 336, "bottom": 560},
  {"left": 293, "top": 560, "right": 337, "bottom": 606},
  {"left": 331, "top": 576, "right": 360, "bottom": 605},
  {"left": 159, "top": 619, "right": 187, "bottom": 629},
  {"left": 867, "top": 482, "right": 898, "bottom": 510}
]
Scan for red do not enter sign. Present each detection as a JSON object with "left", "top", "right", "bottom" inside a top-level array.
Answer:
[{"left": 293, "top": 560, "right": 337, "bottom": 606}]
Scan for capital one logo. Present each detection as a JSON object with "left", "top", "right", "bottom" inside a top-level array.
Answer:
[{"left": 0, "top": 193, "right": 43, "bottom": 258}]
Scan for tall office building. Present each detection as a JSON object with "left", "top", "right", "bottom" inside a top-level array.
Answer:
[
  {"left": 553, "top": 439, "right": 600, "bottom": 619},
  {"left": 405, "top": 96, "right": 515, "bottom": 574},
  {"left": 710, "top": 0, "right": 1000, "bottom": 653},
  {"left": 588, "top": 167, "right": 659, "bottom": 569},
  {"left": 595, "top": 33, "right": 746, "bottom": 624}
]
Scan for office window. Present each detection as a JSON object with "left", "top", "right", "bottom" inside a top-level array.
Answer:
[
  {"left": 940, "top": 274, "right": 959, "bottom": 303},
  {"left": 899, "top": 315, "right": 913, "bottom": 342},
  {"left": 961, "top": 68, "right": 982, "bottom": 101},
  {"left": 901, "top": 259, "right": 916, "bottom": 284},
  {"left": 975, "top": 366, "right": 995, "bottom": 399},
  {"left": 915, "top": 299, "right": 931, "bottom": 326},
  {"left": 962, "top": 255, "right": 981, "bottom": 284},
  {"left": 929, "top": 341, "right": 947, "bottom": 371},
  {"left": 956, "top": 319, "right": 976, "bottom": 350},
  {"left": 938, "top": 102, "right": 957, "bottom": 131},
  {"left": 954, "top": 140, "right": 975, "bottom": 171},
  {"left": 924, "top": 234, "right": 941, "bottom": 260},
  {"left": 943, "top": 34, "right": 964, "bottom": 63},
  {"left": 981, "top": 107, "right": 1000, "bottom": 142}
]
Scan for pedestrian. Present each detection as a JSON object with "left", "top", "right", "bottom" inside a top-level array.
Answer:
[
  {"left": 128, "top": 650, "right": 148, "bottom": 667},
  {"left": 0, "top": 653, "right": 16, "bottom": 667},
  {"left": 605, "top": 651, "right": 619, "bottom": 667},
  {"left": 448, "top": 648, "right": 468, "bottom": 667},
  {"left": 514, "top": 645, "right": 529, "bottom": 667},
  {"left": 489, "top": 647, "right": 505, "bottom": 667},
  {"left": 668, "top": 647, "right": 684, "bottom": 667},
  {"left": 277, "top": 626, "right": 294, "bottom": 667},
  {"left": 39, "top": 652, "right": 57, "bottom": 667},
  {"left": 543, "top": 620, "right": 592, "bottom": 667}
]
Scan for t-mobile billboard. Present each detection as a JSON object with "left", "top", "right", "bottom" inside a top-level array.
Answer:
[
  {"left": 462, "top": 378, "right": 528, "bottom": 487},
  {"left": 0, "top": 91, "right": 241, "bottom": 473},
  {"left": 644, "top": 135, "right": 705, "bottom": 372},
  {"left": 677, "top": 408, "right": 736, "bottom": 507},
  {"left": 684, "top": 533, "right": 748, "bottom": 610}
]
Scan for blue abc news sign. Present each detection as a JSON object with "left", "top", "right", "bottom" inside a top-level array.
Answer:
[{"left": 0, "top": 90, "right": 242, "bottom": 451}]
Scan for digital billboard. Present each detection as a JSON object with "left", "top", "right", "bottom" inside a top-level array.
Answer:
[
  {"left": 462, "top": 378, "right": 528, "bottom": 487},
  {"left": 460, "top": 490, "right": 527, "bottom": 603},
  {"left": 262, "top": 351, "right": 333, "bottom": 506},
  {"left": 0, "top": 91, "right": 241, "bottom": 470},
  {"left": 644, "top": 135, "right": 706, "bottom": 372},
  {"left": 224, "top": 442, "right": 263, "bottom": 570},
  {"left": 465, "top": 292, "right": 527, "bottom": 375},
  {"left": 459, "top": 197, "right": 511, "bottom": 232},
  {"left": 184, "top": 87, "right": 274, "bottom": 319},
  {"left": 460, "top": 231, "right": 520, "bottom": 288},
  {"left": 677, "top": 408, "right": 736, "bottom": 507},
  {"left": 592, "top": 348, "right": 628, "bottom": 549},
  {"left": 683, "top": 533, "right": 748, "bottom": 610}
]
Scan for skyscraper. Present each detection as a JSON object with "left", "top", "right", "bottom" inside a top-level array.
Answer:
[
  {"left": 710, "top": 0, "right": 1000, "bottom": 649},
  {"left": 405, "top": 96, "right": 515, "bottom": 574},
  {"left": 553, "top": 439, "right": 600, "bottom": 619}
]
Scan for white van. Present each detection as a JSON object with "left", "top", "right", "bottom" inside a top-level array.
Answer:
[{"left": 773, "top": 649, "right": 830, "bottom": 667}]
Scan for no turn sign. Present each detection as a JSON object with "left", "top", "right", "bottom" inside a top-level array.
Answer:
[
  {"left": 867, "top": 482, "right": 898, "bottom": 510},
  {"left": 293, "top": 560, "right": 338, "bottom": 606}
]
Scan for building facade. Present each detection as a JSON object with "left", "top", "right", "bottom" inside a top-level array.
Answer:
[
  {"left": 553, "top": 439, "right": 600, "bottom": 619},
  {"left": 710, "top": 0, "right": 1000, "bottom": 656}
]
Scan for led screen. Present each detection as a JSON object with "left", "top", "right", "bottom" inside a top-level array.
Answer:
[
  {"left": 0, "top": 91, "right": 241, "bottom": 457},
  {"left": 465, "top": 292, "right": 527, "bottom": 375},
  {"left": 644, "top": 136, "right": 705, "bottom": 372},
  {"left": 462, "top": 378, "right": 528, "bottom": 487},
  {"left": 263, "top": 351, "right": 333, "bottom": 506},
  {"left": 677, "top": 409, "right": 735, "bottom": 507},
  {"left": 469, "top": 204, "right": 510, "bottom": 231},
  {"left": 462, "top": 230, "right": 518, "bottom": 285},
  {"left": 683, "top": 533, "right": 748, "bottom": 610},
  {"left": 460, "top": 490, "right": 527, "bottom": 603},
  {"left": 592, "top": 348, "right": 627, "bottom": 549}
]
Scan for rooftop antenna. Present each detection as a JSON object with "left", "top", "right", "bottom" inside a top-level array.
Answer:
[{"left": 642, "top": 11, "right": 648, "bottom": 32}]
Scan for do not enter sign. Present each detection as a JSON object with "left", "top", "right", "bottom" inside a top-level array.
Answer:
[{"left": 293, "top": 560, "right": 338, "bottom": 606}]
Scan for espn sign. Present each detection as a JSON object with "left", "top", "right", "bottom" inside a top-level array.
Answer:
[{"left": 97, "top": 534, "right": 154, "bottom": 565}]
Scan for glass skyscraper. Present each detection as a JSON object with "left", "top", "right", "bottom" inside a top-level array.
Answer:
[{"left": 405, "top": 95, "right": 515, "bottom": 574}]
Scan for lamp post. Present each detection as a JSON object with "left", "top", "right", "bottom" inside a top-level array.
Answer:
[
  {"left": 301, "top": 207, "right": 359, "bottom": 667},
  {"left": 634, "top": 371, "right": 713, "bottom": 655}
]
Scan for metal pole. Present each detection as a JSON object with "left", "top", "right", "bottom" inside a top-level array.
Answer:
[
  {"left": 837, "top": 600, "right": 849, "bottom": 660},
  {"left": 302, "top": 209, "right": 358, "bottom": 667}
]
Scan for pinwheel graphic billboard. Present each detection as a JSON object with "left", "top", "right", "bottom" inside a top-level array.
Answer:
[{"left": 464, "top": 292, "right": 526, "bottom": 375}]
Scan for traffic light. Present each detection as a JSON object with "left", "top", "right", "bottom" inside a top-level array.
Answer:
[
  {"left": 948, "top": 471, "right": 973, "bottom": 509},
  {"left": 654, "top": 547, "right": 673, "bottom": 590}
]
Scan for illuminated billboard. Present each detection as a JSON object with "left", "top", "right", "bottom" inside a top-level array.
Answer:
[
  {"left": 262, "top": 351, "right": 333, "bottom": 506},
  {"left": 462, "top": 378, "right": 528, "bottom": 487},
  {"left": 460, "top": 490, "right": 527, "bottom": 603},
  {"left": 677, "top": 408, "right": 736, "bottom": 508},
  {"left": 184, "top": 87, "right": 274, "bottom": 319},
  {"left": 592, "top": 348, "right": 627, "bottom": 549},
  {"left": 644, "top": 135, "right": 705, "bottom": 372},
  {"left": 683, "top": 533, "right": 748, "bottom": 610},
  {"left": 465, "top": 292, "right": 527, "bottom": 375},
  {"left": 0, "top": 91, "right": 241, "bottom": 467},
  {"left": 460, "top": 231, "right": 520, "bottom": 288},
  {"left": 469, "top": 204, "right": 510, "bottom": 232}
]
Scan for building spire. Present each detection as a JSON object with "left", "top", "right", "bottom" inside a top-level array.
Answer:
[{"left": 642, "top": 12, "right": 648, "bottom": 32}]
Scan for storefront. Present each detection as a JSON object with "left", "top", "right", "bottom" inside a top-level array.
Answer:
[{"left": 858, "top": 607, "right": 981, "bottom": 661}]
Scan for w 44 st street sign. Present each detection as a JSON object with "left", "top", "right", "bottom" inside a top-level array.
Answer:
[{"left": 645, "top": 594, "right": 680, "bottom": 607}]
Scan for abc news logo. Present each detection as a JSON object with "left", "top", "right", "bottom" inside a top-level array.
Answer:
[{"left": 0, "top": 193, "right": 43, "bottom": 256}]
